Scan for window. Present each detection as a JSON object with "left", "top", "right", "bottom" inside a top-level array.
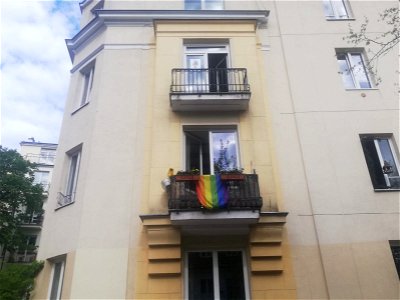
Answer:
[
  {"left": 33, "top": 171, "right": 50, "bottom": 191},
  {"left": 186, "top": 251, "right": 248, "bottom": 300},
  {"left": 336, "top": 50, "right": 372, "bottom": 89},
  {"left": 185, "top": 0, "right": 223, "bottom": 10},
  {"left": 184, "top": 126, "right": 240, "bottom": 174},
  {"left": 48, "top": 260, "right": 65, "bottom": 300},
  {"left": 58, "top": 147, "right": 81, "bottom": 207},
  {"left": 185, "top": 45, "right": 229, "bottom": 93},
  {"left": 323, "top": 0, "right": 351, "bottom": 19},
  {"left": 39, "top": 149, "right": 56, "bottom": 164},
  {"left": 360, "top": 135, "right": 400, "bottom": 190},
  {"left": 389, "top": 241, "right": 400, "bottom": 279},
  {"left": 79, "top": 63, "right": 95, "bottom": 107}
]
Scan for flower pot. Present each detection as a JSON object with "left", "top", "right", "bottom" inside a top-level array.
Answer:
[
  {"left": 220, "top": 174, "right": 245, "bottom": 180},
  {"left": 175, "top": 175, "right": 200, "bottom": 181}
]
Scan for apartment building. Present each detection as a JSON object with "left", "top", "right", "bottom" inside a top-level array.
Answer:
[
  {"left": 16, "top": 141, "right": 57, "bottom": 263},
  {"left": 33, "top": 0, "right": 399, "bottom": 299}
]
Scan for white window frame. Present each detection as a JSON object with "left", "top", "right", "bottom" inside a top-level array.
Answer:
[
  {"left": 48, "top": 260, "right": 65, "bottom": 300},
  {"left": 183, "top": 125, "right": 241, "bottom": 175},
  {"left": 336, "top": 51, "right": 373, "bottom": 89},
  {"left": 323, "top": 0, "right": 352, "bottom": 20},
  {"left": 61, "top": 148, "right": 81, "bottom": 206},
  {"left": 79, "top": 62, "right": 95, "bottom": 107},
  {"left": 184, "top": 45, "right": 230, "bottom": 69},
  {"left": 39, "top": 149, "right": 56, "bottom": 164},
  {"left": 185, "top": 0, "right": 224, "bottom": 10},
  {"left": 33, "top": 170, "right": 50, "bottom": 191},
  {"left": 374, "top": 137, "right": 400, "bottom": 187},
  {"left": 184, "top": 250, "right": 250, "bottom": 300}
]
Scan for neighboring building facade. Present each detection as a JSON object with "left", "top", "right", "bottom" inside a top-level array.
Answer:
[
  {"left": 33, "top": 0, "right": 399, "bottom": 299},
  {"left": 16, "top": 141, "right": 57, "bottom": 263}
]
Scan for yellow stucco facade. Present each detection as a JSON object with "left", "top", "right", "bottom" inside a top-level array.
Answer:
[{"left": 32, "top": 1, "right": 399, "bottom": 299}]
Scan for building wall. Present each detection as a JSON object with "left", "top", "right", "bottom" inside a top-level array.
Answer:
[
  {"left": 34, "top": 0, "right": 399, "bottom": 299},
  {"left": 262, "top": 1, "right": 399, "bottom": 299}
]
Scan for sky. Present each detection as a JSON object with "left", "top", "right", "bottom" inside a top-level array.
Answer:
[{"left": 0, "top": 0, "right": 81, "bottom": 150}]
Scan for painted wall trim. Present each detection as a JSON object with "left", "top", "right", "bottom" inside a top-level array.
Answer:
[{"left": 66, "top": 9, "right": 269, "bottom": 62}]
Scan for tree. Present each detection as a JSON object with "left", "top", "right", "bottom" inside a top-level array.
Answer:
[
  {"left": 0, "top": 261, "right": 44, "bottom": 300},
  {"left": 344, "top": 6, "right": 399, "bottom": 85},
  {"left": 0, "top": 146, "right": 45, "bottom": 267}
]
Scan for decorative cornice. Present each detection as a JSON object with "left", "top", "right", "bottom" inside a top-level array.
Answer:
[
  {"left": 66, "top": 10, "right": 269, "bottom": 62},
  {"left": 79, "top": 0, "right": 93, "bottom": 12}
]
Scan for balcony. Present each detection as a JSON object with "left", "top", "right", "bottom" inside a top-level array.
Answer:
[
  {"left": 170, "top": 68, "right": 251, "bottom": 111},
  {"left": 21, "top": 214, "right": 43, "bottom": 227},
  {"left": 167, "top": 174, "right": 262, "bottom": 226}
]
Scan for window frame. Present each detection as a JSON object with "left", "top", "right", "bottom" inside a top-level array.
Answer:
[
  {"left": 79, "top": 62, "right": 95, "bottom": 107},
  {"left": 184, "top": 44, "right": 230, "bottom": 68},
  {"left": 323, "top": 0, "right": 352, "bottom": 20},
  {"left": 184, "top": 249, "right": 250, "bottom": 300},
  {"left": 48, "top": 259, "right": 65, "bottom": 300},
  {"left": 65, "top": 150, "right": 81, "bottom": 200},
  {"left": 183, "top": 125, "right": 241, "bottom": 175},
  {"left": 360, "top": 134, "right": 400, "bottom": 191},
  {"left": 33, "top": 170, "right": 50, "bottom": 191},
  {"left": 58, "top": 145, "right": 82, "bottom": 208},
  {"left": 389, "top": 240, "right": 400, "bottom": 279},
  {"left": 336, "top": 50, "right": 373, "bottom": 89},
  {"left": 185, "top": 0, "right": 224, "bottom": 10}
]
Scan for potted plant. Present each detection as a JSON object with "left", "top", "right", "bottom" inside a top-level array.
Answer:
[
  {"left": 175, "top": 169, "right": 200, "bottom": 181},
  {"left": 219, "top": 168, "right": 245, "bottom": 180}
]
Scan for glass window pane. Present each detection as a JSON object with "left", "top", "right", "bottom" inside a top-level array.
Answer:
[
  {"left": 377, "top": 139, "right": 399, "bottom": 176},
  {"left": 204, "top": 0, "right": 223, "bottom": 10},
  {"left": 66, "top": 153, "right": 79, "bottom": 196},
  {"left": 350, "top": 53, "right": 371, "bottom": 88},
  {"left": 218, "top": 251, "right": 245, "bottom": 300},
  {"left": 187, "top": 55, "right": 207, "bottom": 92},
  {"left": 188, "top": 252, "right": 214, "bottom": 300},
  {"left": 212, "top": 131, "right": 238, "bottom": 173},
  {"left": 50, "top": 262, "right": 63, "bottom": 300},
  {"left": 323, "top": 0, "right": 335, "bottom": 18},
  {"left": 337, "top": 53, "right": 355, "bottom": 89},
  {"left": 185, "top": 0, "right": 201, "bottom": 10},
  {"left": 334, "top": 0, "right": 349, "bottom": 18}
]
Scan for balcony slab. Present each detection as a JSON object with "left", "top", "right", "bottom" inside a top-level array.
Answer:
[
  {"left": 170, "top": 93, "right": 250, "bottom": 111},
  {"left": 170, "top": 210, "right": 260, "bottom": 226}
]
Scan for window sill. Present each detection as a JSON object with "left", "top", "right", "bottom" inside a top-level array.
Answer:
[
  {"left": 345, "top": 88, "right": 379, "bottom": 91},
  {"left": 374, "top": 188, "right": 400, "bottom": 192},
  {"left": 55, "top": 201, "right": 75, "bottom": 211},
  {"left": 71, "top": 102, "right": 89, "bottom": 115},
  {"left": 326, "top": 18, "right": 355, "bottom": 21}
]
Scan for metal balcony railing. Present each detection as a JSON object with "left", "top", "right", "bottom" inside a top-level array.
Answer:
[
  {"left": 168, "top": 174, "right": 262, "bottom": 211},
  {"left": 24, "top": 153, "right": 56, "bottom": 165},
  {"left": 170, "top": 68, "right": 250, "bottom": 94},
  {"left": 21, "top": 214, "right": 43, "bottom": 226}
]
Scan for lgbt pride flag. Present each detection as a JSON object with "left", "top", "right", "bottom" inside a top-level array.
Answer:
[{"left": 196, "top": 175, "right": 228, "bottom": 209}]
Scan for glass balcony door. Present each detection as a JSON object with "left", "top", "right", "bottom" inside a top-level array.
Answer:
[{"left": 185, "top": 46, "right": 229, "bottom": 93}]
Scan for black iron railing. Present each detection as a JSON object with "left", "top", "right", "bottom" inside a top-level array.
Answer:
[
  {"left": 168, "top": 174, "right": 262, "bottom": 211},
  {"left": 170, "top": 68, "right": 250, "bottom": 94},
  {"left": 21, "top": 214, "right": 43, "bottom": 226}
]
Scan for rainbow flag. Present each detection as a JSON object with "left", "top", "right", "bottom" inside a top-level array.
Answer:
[{"left": 196, "top": 175, "right": 228, "bottom": 209}]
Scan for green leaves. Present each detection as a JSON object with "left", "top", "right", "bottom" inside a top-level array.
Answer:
[
  {"left": 0, "top": 261, "right": 44, "bottom": 300},
  {"left": 0, "top": 146, "right": 45, "bottom": 256}
]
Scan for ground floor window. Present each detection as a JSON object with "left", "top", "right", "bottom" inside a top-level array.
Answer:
[
  {"left": 389, "top": 240, "right": 400, "bottom": 279},
  {"left": 48, "top": 260, "right": 65, "bottom": 300},
  {"left": 186, "top": 250, "right": 248, "bottom": 300}
]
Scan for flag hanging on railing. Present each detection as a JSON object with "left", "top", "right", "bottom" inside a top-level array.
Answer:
[{"left": 196, "top": 175, "right": 228, "bottom": 209}]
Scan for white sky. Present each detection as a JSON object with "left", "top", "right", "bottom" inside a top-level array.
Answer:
[{"left": 0, "top": 0, "right": 81, "bottom": 150}]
